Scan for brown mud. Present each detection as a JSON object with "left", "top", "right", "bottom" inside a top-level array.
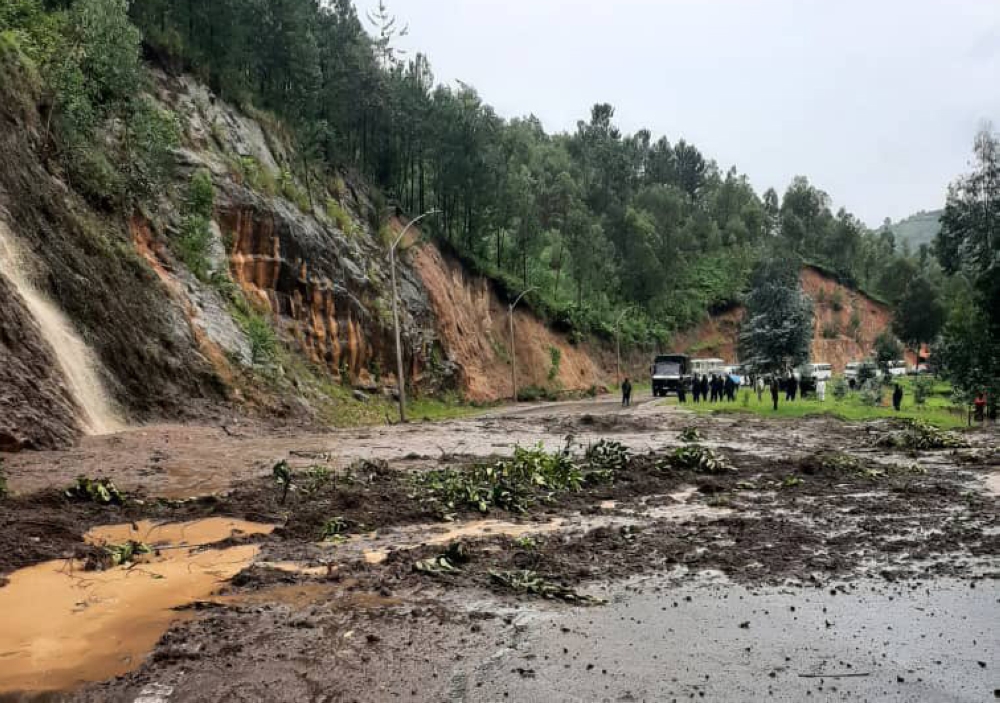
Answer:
[{"left": 0, "top": 400, "right": 997, "bottom": 701}]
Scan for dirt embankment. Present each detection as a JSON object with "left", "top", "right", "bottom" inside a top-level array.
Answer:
[
  {"left": 411, "top": 244, "right": 611, "bottom": 401},
  {"left": 672, "top": 266, "right": 898, "bottom": 371}
]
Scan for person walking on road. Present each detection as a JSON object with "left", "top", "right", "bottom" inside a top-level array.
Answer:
[
  {"left": 621, "top": 378, "right": 633, "bottom": 408},
  {"left": 892, "top": 383, "right": 903, "bottom": 412},
  {"left": 770, "top": 377, "right": 780, "bottom": 411}
]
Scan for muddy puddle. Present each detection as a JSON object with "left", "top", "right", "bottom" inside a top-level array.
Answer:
[
  {"left": 0, "top": 518, "right": 273, "bottom": 694},
  {"left": 353, "top": 518, "right": 579, "bottom": 565},
  {"left": 320, "top": 488, "right": 732, "bottom": 566}
]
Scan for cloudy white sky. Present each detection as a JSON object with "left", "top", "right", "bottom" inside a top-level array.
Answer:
[{"left": 355, "top": 0, "right": 1000, "bottom": 226}]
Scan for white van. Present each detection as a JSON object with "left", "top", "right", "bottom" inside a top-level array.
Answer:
[
  {"left": 800, "top": 362, "right": 832, "bottom": 381},
  {"left": 691, "top": 358, "right": 725, "bottom": 377},
  {"left": 888, "top": 360, "right": 908, "bottom": 377}
]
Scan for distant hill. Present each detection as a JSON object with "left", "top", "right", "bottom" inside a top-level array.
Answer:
[{"left": 889, "top": 210, "right": 943, "bottom": 251}]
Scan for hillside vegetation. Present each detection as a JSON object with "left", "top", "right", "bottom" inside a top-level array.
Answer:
[
  {"left": 1, "top": 0, "right": 994, "bottom": 427},
  {"left": 2, "top": 0, "right": 921, "bottom": 350},
  {"left": 889, "top": 210, "right": 942, "bottom": 251}
]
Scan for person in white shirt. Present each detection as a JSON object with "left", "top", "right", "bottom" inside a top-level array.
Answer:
[{"left": 816, "top": 378, "right": 827, "bottom": 402}]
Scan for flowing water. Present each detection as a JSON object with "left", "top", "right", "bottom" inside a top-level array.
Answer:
[{"left": 0, "top": 220, "right": 122, "bottom": 435}]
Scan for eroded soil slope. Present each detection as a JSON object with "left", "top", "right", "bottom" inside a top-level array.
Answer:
[
  {"left": 672, "top": 265, "right": 898, "bottom": 370},
  {"left": 411, "top": 244, "right": 609, "bottom": 400}
]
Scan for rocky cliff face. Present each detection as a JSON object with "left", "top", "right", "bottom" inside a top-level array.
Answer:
[
  {"left": 0, "top": 57, "right": 223, "bottom": 450},
  {"left": 151, "top": 73, "right": 450, "bottom": 395}
]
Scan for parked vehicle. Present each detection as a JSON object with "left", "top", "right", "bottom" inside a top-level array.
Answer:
[
  {"left": 888, "top": 360, "right": 908, "bottom": 377},
  {"left": 651, "top": 354, "right": 691, "bottom": 397},
  {"left": 845, "top": 360, "right": 881, "bottom": 385},
  {"left": 799, "top": 362, "right": 832, "bottom": 381},
  {"left": 691, "top": 358, "right": 725, "bottom": 377}
]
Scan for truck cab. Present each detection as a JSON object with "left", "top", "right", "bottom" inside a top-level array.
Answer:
[{"left": 651, "top": 354, "right": 691, "bottom": 397}]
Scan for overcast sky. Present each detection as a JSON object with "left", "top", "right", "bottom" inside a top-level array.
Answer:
[{"left": 355, "top": 0, "right": 1000, "bottom": 226}]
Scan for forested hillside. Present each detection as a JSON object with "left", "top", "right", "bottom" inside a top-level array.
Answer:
[
  {"left": 888, "top": 210, "right": 943, "bottom": 251},
  {"left": 2, "top": 0, "right": 994, "bottom": 437},
  {"left": 114, "top": 0, "right": 913, "bottom": 344}
]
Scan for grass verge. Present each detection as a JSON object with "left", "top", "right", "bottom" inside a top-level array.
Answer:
[{"left": 668, "top": 377, "right": 968, "bottom": 430}]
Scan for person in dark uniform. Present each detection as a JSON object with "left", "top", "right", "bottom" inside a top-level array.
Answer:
[
  {"left": 622, "top": 378, "right": 633, "bottom": 408},
  {"left": 724, "top": 375, "right": 736, "bottom": 402},
  {"left": 892, "top": 383, "right": 903, "bottom": 411},
  {"left": 700, "top": 375, "right": 709, "bottom": 403},
  {"left": 692, "top": 377, "right": 701, "bottom": 403},
  {"left": 677, "top": 381, "right": 687, "bottom": 404},
  {"left": 770, "top": 377, "right": 780, "bottom": 411}
]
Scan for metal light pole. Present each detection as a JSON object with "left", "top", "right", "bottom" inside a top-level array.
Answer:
[
  {"left": 614, "top": 307, "right": 634, "bottom": 386},
  {"left": 389, "top": 208, "right": 439, "bottom": 423},
  {"left": 508, "top": 286, "right": 537, "bottom": 403}
]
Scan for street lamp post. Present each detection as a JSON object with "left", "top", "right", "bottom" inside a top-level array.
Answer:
[
  {"left": 508, "top": 286, "right": 537, "bottom": 403},
  {"left": 389, "top": 208, "right": 439, "bottom": 423},
  {"left": 614, "top": 307, "right": 634, "bottom": 386}
]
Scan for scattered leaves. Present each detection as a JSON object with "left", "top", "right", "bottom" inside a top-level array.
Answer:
[
  {"left": 488, "top": 569, "right": 603, "bottom": 604},
  {"left": 65, "top": 476, "right": 126, "bottom": 505},
  {"left": 661, "top": 444, "right": 733, "bottom": 474}
]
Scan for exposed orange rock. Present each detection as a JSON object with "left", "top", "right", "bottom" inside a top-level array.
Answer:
[
  {"left": 221, "top": 207, "right": 384, "bottom": 381},
  {"left": 672, "top": 266, "right": 901, "bottom": 372},
  {"left": 411, "top": 243, "right": 608, "bottom": 402}
]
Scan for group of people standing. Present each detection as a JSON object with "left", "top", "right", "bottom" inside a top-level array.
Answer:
[{"left": 692, "top": 374, "right": 738, "bottom": 403}]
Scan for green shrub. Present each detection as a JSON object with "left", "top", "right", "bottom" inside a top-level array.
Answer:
[
  {"left": 278, "top": 169, "right": 310, "bottom": 211},
  {"left": 66, "top": 144, "right": 125, "bottom": 208},
  {"left": 831, "top": 376, "right": 848, "bottom": 401},
  {"left": 237, "top": 156, "right": 276, "bottom": 195},
  {"left": 912, "top": 376, "right": 934, "bottom": 407},
  {"left": 246, "top": 313, "right": 277, "bottom": 365},
  {"left": 830, "top": 289, "right": 844, "bottom": 312},
  {"left": 517, "top": 385, "right": 557, "bottom": 402},
  {"left": 177, "top": 214, "right": 212, "bottom": 280},
  {"left": 326, "top": 198, "right": 354, "bottom": 235},
  {"left": 547, "top": 346, "right": 562, "bottom": 382},
  {"left": 848, "top": 308, "right": 862, "bottom": 336},
  {"left": 859, "top": 378, "right": 883, "bottom": 407},
  {"left": 821, "top": 321, "right": 839, "bottom": 339},
  {"left": 186, "top": 169, "right": 214, "bottom": 217}
]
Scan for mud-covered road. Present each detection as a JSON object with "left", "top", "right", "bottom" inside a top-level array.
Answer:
[{"left": 1, "top": 399, "right": 998, "bottom": 702}]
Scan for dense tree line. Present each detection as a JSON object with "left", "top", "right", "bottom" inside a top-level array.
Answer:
[
  {"left": 3, "top": 0, "right": 984, "bottom": 366},
  {"left": 121, "top": 0, "right": 921, "bottom": 340}
]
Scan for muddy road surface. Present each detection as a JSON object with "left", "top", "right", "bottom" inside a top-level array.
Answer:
[{"left": 0, "top": 399, "right": 998, "bottom": 701}]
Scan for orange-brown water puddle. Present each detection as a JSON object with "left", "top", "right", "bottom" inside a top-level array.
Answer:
[
  {"left": 358, "top": 518, "right": 573, "bottom": 564},
  {"left": 0, "top": 518, "right": 273, "bottom": 693}
]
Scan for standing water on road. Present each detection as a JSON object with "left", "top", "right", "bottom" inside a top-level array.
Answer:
[{"left": 0, "top": 220, "right": 122, "bottom": 435}]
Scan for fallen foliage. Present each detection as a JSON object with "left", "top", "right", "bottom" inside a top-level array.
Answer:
[
  {"left": 64, "top": 476, "right": 126, "bottom": 505},
  {"left": 872, "top": 420, "right": 967, "bottom": 451},
  {"left": 488, "top": 569, "right": 603, "bottom": 604}
]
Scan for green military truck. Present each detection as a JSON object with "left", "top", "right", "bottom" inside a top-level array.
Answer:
[{"left": 651, "top": 354, "right": 692, "bottom": 397}]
